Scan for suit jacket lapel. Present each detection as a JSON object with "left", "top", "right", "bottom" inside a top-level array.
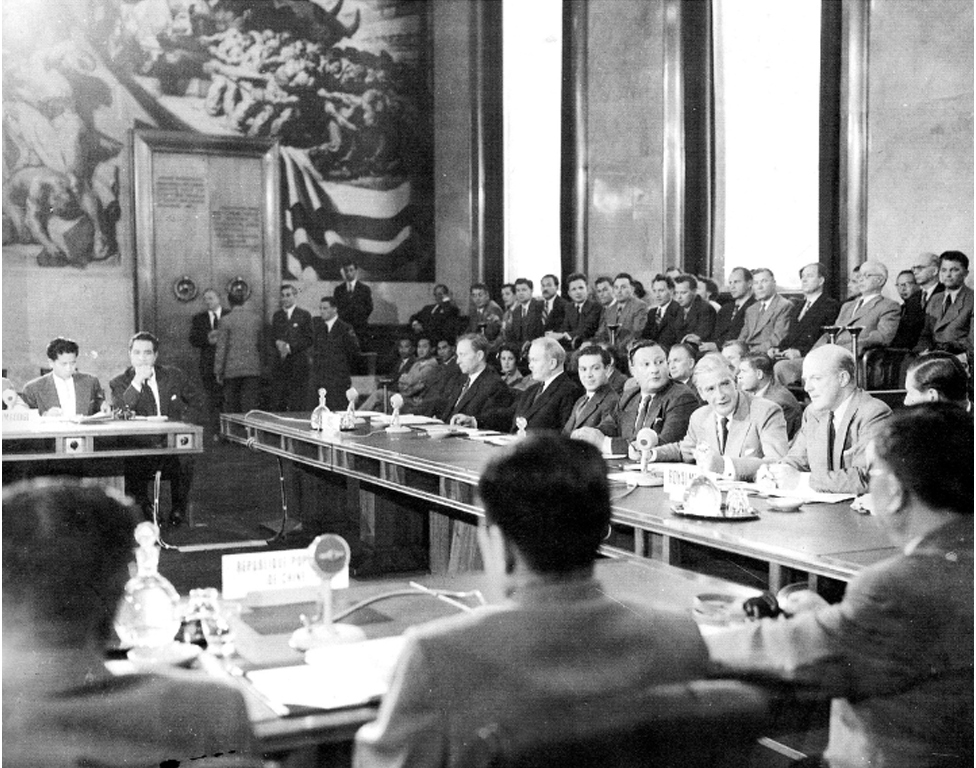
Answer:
[
  {"left": 575, "top": 387, "right": 604, "bottom": 427},
  {"left": 834, "top": 392, "right": 861, "bottom": 469},
  {"left": 725, "top": 395, "right": 751, "bottom": 457}
]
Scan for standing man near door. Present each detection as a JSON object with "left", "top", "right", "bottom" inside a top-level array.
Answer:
[
  {"left": 334, "top": 259, "right": 374, "bottom": 342},
  {"left": 270, "top": 283, "right": 314, "bottom": 412},
  {"left": 189, "top": 288, "right": 227, "bottom": 436}
]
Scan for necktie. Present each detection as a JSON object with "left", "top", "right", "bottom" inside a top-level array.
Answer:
[
  {"left": 453, "top": 377, "right": 471, "bottom": 411},
  {"left": 943, "top": 294, "right": 953, "bottom": 316},
  {"left": 634, "top": 394, "right": 651, "bottom": 432},
  {"left": 852, "top": 299, "right": 863, "bottom": 316},
  {"left": 718, "top": 416, "right": 728, "bottom": 454},
  {"left": 210, "top": 312, "right": 217, "bottom": 330},
  {"left": 142, "top": 380, "right": 159, "bottom": 417},
  {"left": 826, "top": 412, "right": 836, "bottom": 471},
  {"left": 798, "top": 301, "right": 812, "bottom": 321},
  {"left": 657, "top": 307, "right": 664, "bottom": 322},
  {"left": 542, "top": 302, "right": 550, "bottom": 325}
]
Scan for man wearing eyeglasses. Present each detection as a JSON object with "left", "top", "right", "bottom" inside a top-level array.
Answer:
[
  {"left": 774, "top": 259, "right": 900, "bottom": 387},
  {"left": 914, "top": 251, "right": 974, "bottom": 367},
  {"left": 910, "top": 251, "right": 945, "bottom": 308}
]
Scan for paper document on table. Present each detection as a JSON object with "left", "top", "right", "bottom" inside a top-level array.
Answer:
[
  {"left": 746, "top": 472, "right": 856, "bottom": 504},
  {"left": 370, "top": 413, "right": 439, "bottom": 425},
  {"left": 245, "top": 636, "right": 407, "bottom": 713},
  {"left": 607, "top": 471, "right": 663, "bottom": 487}
]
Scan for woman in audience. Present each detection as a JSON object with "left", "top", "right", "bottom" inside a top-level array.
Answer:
[
  {"left": 904, "top": 353, "right": 971, "bottom": 410},
  {"left": 497, "top": 342, "right": 532, "bottom": 391}
]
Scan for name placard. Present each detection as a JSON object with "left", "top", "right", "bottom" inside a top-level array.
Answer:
[
  {"left": 660, "top": 463, "right": 705, "bottom": 501},
  {"left": 221, "top": 548, "right": 349, "bottom": 600}
]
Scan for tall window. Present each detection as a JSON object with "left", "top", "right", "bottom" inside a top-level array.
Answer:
[{"left": 713, "top": 0, "right": 822, "bottom": 289}]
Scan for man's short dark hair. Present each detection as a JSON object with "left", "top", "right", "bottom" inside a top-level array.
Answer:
[
  {"left": 799, "top": 263, "right": 826, "bottom": 279},
  {"left": 514, "top": 278, "right": 534, "bottom": 291},
  {"left": 3, "top": 480, "right": 139, "bottom": 644},
  {"left": 128, "top": 332, "right": 159, "bottom": 352},
  {"left": 872, "top": 403, "right": 973, "bottom": 516},
  {"left": 434, "top": 283, "right": 449, "bottom": 294},
  {"left": 729, "top": 267, "right": 753, "bottom": 283},
  {"left": 566, "top": 272, "right": 587, "bottom": 287},
  {"left": 542, "top": 274, "right": 559, "bottom": 288},
  {"left": 651, "top": 274, "right": 675, "bottom": 291},
  {"left": 501, "top": 282, "right": 516, "bottom": 294},
  {"left": 896, "top": 269, "right": 915, "bottom": 281},
  {"left": 742, "top": 353, "right": 774, "bottom": 378},
  {"left": 939, "top": 250, "right": 970, "bottom": 271},
  {"left": 614, "top": 272, "right": 634, "bottom": 285},
  {"left": 674, "top": 274, "right": 699, "bottom": 292},
  {"left": 627, "top": 339, "right": 666, "bottom": 364},
  {"left": 228, "top": 292, "right": 246, "bottom": 307},
  {"left": 341, "top": 258, "right": 359, "bottom": 269},
  {"left": 320, "top": 296, "right": 338, "bottom": 308},
  {"left": 470, "top": 282, "right": 489, "bottom": 293},
  {"left": 479, "top": 435, "right": 611, "bottom": 573},
  {"left": 280, "top": 283, "right": 296, "bottom": 293},
  {"left": 908, "top": 353, "right": 970, "bottom": 406},
  {"left": 458, "top": 333, "right": 489, "bottom": 357},
  {"left": 576, "top": 344, "right": 612, "bottom": 367},
  {"left": 594, "top": 276, "right": 613, "bottom": 288},
  {"left": 436, "top": 335, "right": 457, "bottom": 348},
  {"left": 46, "top": 337, "right": 79, "bottom": 361}
]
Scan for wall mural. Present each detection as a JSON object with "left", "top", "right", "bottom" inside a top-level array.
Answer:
[{"left": 2, "top": 0, "right": 434, "bottom": 281}]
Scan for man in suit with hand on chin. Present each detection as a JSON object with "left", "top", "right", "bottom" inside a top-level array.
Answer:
[
  {"left": 110, "top": 332, "right": 204, "bottom": 526},
  {"left": 22, "top": 337, "right": 108, "bottom": 418}
]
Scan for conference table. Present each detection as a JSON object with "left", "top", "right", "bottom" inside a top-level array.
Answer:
[
  {"left": 227, "top": 557, "right": 765, "bottom": 756},
  {"left": 220, "top": 412, "right": 896, "bottom": 593},
  {"left": 1, "top": 416, "right": 204, "bottom": 493}
]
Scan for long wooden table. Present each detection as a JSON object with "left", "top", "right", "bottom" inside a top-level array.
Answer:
[
  {"left": 220, "top": 412, "right": 896, "bottom": 592},
  {"left": 2, "top": 417, "right": 204, "bottom": 492}
]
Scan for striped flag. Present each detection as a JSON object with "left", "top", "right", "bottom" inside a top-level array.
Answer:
[{"left": 281, "top": 146, "right": 422, "bottom": 280}]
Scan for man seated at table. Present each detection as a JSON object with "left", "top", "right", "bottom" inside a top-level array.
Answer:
[
  {"left": 460, "top": 337, "right": 580, "bottom": 433},
  {"left": 649, "top": 353, "right": 788, "bottom": 481},
  {"left": 761, "top": 345, "right": 890, "bottom": 494},
  {"left": 110, "top": 332, "right": 205, "bottom": 526},
  {"left": 706, "top": 404, "right": 973, "bottom": 768},
  {"left": 2, "top": 479, "right": 258, "bottom": 767},
  {"left": 21, "top": 336, "right": 108, "bottom": 417},
  {"left": 353, "top": 434, "right": 711, "bottom": 767},
  {"left": 736, "top": 353, "right": 803, "bottom": 440},
  {"left": 440, "top": 334, "right": 513, "bottom": 425},
  {"left": 564, "top": 345, "right": 620, "bottom": 439}
]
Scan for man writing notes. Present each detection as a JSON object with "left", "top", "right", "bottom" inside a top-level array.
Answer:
[
  {"left": 354, "top": 434, "right": 711, "bottom": 767},
  {"left": 22, "top": 337, "right": 107, "bottom": 417},
  {"left": 761, "top": 345, "right": 890, "bottom": 494},
  {"left": 110, "top": 332, "right": 204, "bottom": 527},
  {"left": 650, "top": 354, "right": 788, "bottom": 482},
  {"left": 707, "top": 404, "right": 973, "bottom": 768}
]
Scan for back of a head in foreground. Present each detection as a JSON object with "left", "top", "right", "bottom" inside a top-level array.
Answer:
[
  {"left": 872, "top": 402, "right": 973, "bottom": 516},
  {"left": 2, "top": 479, "right": 138, "bottom": 647},
  {"left": 478, "top": 434, "right": 610, "bottom": 574}
]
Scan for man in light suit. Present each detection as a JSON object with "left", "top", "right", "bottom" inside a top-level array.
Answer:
[
  {"left": 738, "top": 268, "right": 794, "bottom": 354},
  {"left": 214, "top": 291, "right": 263, "bottom": 415},
  {"left": 775, "top": 260, "right": 900, "bottom": 386},
  {"left": 763, "top": 345, "right": 890, "bottom": 494},
  {"left": 914, "top": 250, "right": 974, "bottom": 365},
  {"left": 564, "top": 345, "right": 620, "bottom": 439},
  {"left": 596, "top": 272, "right": 649, "bottom": 350},
  {"left": 605, "top": 341, "right": 699, "bottom": 456},
  {"left": 270, "top": 283, "right": 314, "bottom": 412},
  {"left": 333, "top": 259, "right": 373, "bottom": 341},
  {"left": 707, "top": 404, "right": 973, "bottom": 768},
  {"left": 354, "top": 434, "right": 712, "bottom": 767},
  {"left": 22, "top": 337, "right": 106, "bottom": 417},
  {"left": 462, "top": 337, "right": 580, "bottom": 433},
  {"left": 442, "top": 334, "right": 513, "bottom": 425},
  {"left": 110, "top": 332, "right": 205, "bottom": 526},
  {"left": 652, "top": 354, "right": 788, "bottom": 481},
  {"left": 737, "top": 354, "right": 803, "bottom": 440},
  {"left": 549, "top": 272, "right": 601, "bottom": 348},
  {"left": 466, "top": 283, "right": 504, "bottom": 341}
]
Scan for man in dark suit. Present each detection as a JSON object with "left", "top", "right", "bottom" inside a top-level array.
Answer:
[
  {"left": 914, "top": 250, "right": 974, "bottom": 365},
  {"left": 110, "top": 332, "right": 205, "bottom": 526},
  {"left": 703, "top": 267, "right": 756, "bottom": 352},
  {"left": 409, "top": 284, "right": 460, "bottom": 343},
  {"left": 671, "top": 274, "right": 717, "bottom": 344},
  {"left": 22, "top": 337, "right": 106, "bottom": 417},
  {"left": 539, "top": 274, "right": 567, "bottom": 333},
  {"left": 564, "top": 344, "right": 620, "bottom": 441},
  {"left": 441, "top": 334, "right": 513, "bottom": 425},
  {"left": 890, "top": 269, "right": 926, "bottom": 349},
  {"left": 270, "top": 283, "right": 314, "bottom": 412},
  {"left": 607, "top": 340, "right": 699, "bottom": 456},
  {"left": 764, "top": 345, "right": 891, "bottom": 494},
  {"left": 188, "top": 288, "right": 227, "bottom": 429},
  {"left": 641, "top": 274, "right": 683, "bottom": 348},
  {"left": 768, "top": 263, "right": 841, "bottom": 361},
  {"left": 709, "top": 403, "right": 972, "bottom": 768},
  {"left": 737, "top": 354, "right": 803, "bottom": 440},
  {"left": 355, "top": 434, "right": 711, "bottom": 766},
  {"left": 506, "top": 278, "right": 545, "bottom": 347},
  {"left": 597, "top": 273, "right": 649, "bottom": 351},
  {"left": 550, "top": 272, "right": 602, "bottom": 348},
  {"left": 910, "top": 250, "right": 945, "bottom": 309},
  {"left": 416, "top": 337, "right": 461, "bottom": 417},
  {"left": 471, "top": 338, "right": 581, "bottom": 433},
  {"left": 311, "top": 296, "right": 362, "bottom": 411},
  {"left": 333, "top": 259, "right": 373, "bottom": 341}
]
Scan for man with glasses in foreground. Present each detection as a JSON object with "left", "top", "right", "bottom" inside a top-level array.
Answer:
[
  {"left": 707, "top": 403, "right": 973, "bottom": 767},
  {"left": 354, "top": 435, "right": 711, "bottom": 767}
]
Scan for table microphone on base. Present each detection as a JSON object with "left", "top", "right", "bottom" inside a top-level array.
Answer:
[{"left": 636, "top": 427, "right": 658, "bottom": 473}]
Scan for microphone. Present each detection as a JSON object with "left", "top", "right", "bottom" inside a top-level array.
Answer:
[{"left": 635, "top": 427, "right": 658, "bottom": 472}]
